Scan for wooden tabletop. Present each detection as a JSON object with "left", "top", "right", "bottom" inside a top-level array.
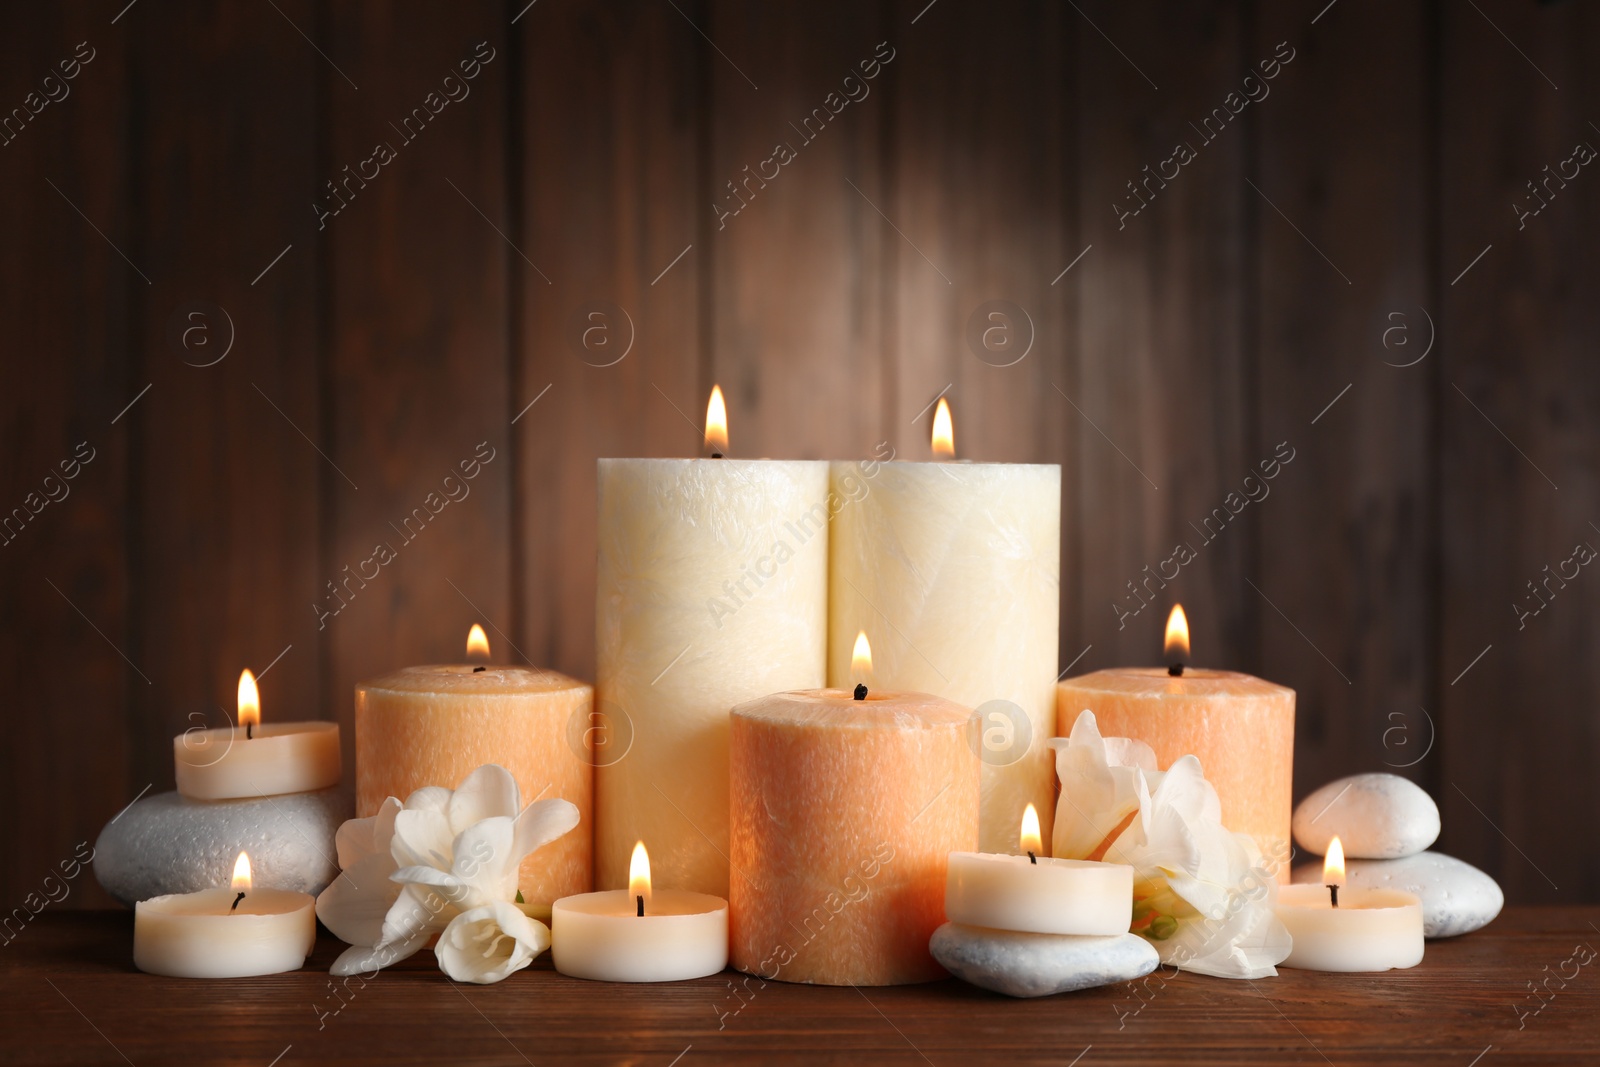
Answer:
[{"left": 3, "top": 908, "right": 1596, "bottom": 1065}]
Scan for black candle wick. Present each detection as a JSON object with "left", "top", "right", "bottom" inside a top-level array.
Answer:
[
  {"left": 1327, "top": 884, "right": 1339, "bottom": 909},
  {"left": 853, "top": 683, "right": 868, "bottom": 701},
  {"left": 1027, "top": 851, "right": 1037, "bottom": 865},
  {"left": 636, "top": 894, "right": 645, "bottom": 917},
  {"left": 231, "top": 891, "right": 247, "bottom": 912},
  {"left": 1168, "top": 663, "right": 1185, "bottom": 677}
]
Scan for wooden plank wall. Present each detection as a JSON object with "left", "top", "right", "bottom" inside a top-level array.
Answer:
[{"left": 1, "top": 0, "right": 1596, "bottom": 910}]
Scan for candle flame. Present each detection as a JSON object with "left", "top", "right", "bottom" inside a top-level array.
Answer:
[
  {"left": 1164, "top": 605, "right": 1190, "bottom": 663},
  {"left": 628, "top": 841, "right": 652, "bottom": 907},
  {"left": 237, "top": 669, "right": 260, "bottom": 730},
  {"left": 1020, "top": 804, "right": 1043, "bottom": 856},
  {"left": 704, "top": 385, "right": 729, "bottom": 456},
  {"left": 231, "top": 851, "right": 253, "bottom": 892},
  {"left": 931, "top": 397, "right": 955, "bottom": 459},
  {"left": 466, "top": 624, "right": 490, "bottom": 660},
  {"left": 1323, "top": 836, "right": 1346, "bottom": 887},
  {"left": 851, "top": 631, "right": 873, "bottom": 681}
]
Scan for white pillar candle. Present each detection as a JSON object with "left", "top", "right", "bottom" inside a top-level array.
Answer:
[
  {"left": 551, "top": 843, "right": 728, "bottom": 982},
  {"left": 174, "top": 670, "right": 341, "bottom": 800},
  {"left": 828, "top": 402, "right": 1061, "bottom": 854},
  {"left": 945, "top": 806, "right": 1133, "bottom": 936},
  {"left": 596, "top": 396, "right": 828, "bottom": 897},
  {"left": 1276, "top": 885, "right": 1424, "bottom": 972},
  {"left": 134, "top": 853, "right": 315, "bottom": 978}
]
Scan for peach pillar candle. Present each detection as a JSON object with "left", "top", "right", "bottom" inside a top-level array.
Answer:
[
  {"left": 729, "top": 676, "right": 979, "bottom": 986},
  {"left": 356, "top": 631, "right": 592, "bottom": 911},
  {"left": 1056, "top": 609, "right": 1295, "bottom": 873}
]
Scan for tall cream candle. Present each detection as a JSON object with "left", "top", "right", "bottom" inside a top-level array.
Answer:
[
  {"left": 596, "top": 403, "right": 828, "bottom": 898},
  {"left": 828, "top": 403, "right": 1060, "bottom": 853}
]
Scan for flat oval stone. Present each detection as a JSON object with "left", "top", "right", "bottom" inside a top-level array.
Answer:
[
  {"left": 929, "top": 922, "right": 1159, "bottom": 998},
  {"left": 1293, "top": 773, "right": 1439, "bottom": 859},
  {"left": 1293, "top": 850, "right": 1503, "bottom": 938},
  {"left": 94, "top": 787, "right": 352, "bottom": 907}
]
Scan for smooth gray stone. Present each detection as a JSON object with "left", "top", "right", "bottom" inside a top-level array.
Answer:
[
  {"left": 1293, "top": 850, "right": 1503, "bottom": 938},
  {"left": 1293, "top": 773, "right": 1440, "bottom": 859},
  {"left": 94, "top": 787, "right": 352, "bottom": 907},
  {"left": 930, "top": 922, "right": 1159, "bottom": 998}
]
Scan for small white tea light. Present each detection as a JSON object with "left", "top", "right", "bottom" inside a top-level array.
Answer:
[
  {"left": 1277, "top": 835, "right": 1424, "bottom": 972},
  {"left": 551, "top": 842, "right": 728, "bottom": 982},
  {"left": 134, "top": 852, "right": 316, "bottom": 978},
  {"left": 174, "top": 669, "right": 341, "bottom": 800},
  {"left": 945, "top": 804, "right": 1133, "bottom": 936}
]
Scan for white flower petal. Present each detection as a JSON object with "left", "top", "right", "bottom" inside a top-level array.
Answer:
[
  {"left": 404, "top": 785, "right": 454, "bottom": 813},
  {"left": 316, "top": 851, "right": 403, "bottom": 948},
  {"left": 434, "top": 902, "right": 550, "bottom": 984},
  {"left": 450, "top": 816, "right": 518, "bottom": 907},
  {"left": 330, "top": 932, "right": 430, "bottom": 977},
  {"left": 1051, "top": 710, "right": 1147, "bottom": 860},
  {"left": 333, "top": 796, "right": 402, "bottom": 870},
  {"left": 447, "top": 764, "right": 521, "bottom": 834},
  {"left": 378, "top": 883, "right": 451, "bottom": 948},
  {"left": 391, "top": 807, "right": 455, "bottom": 870},
  {"left": 512, "top": 798, "right": 581, "bottom": 864}
]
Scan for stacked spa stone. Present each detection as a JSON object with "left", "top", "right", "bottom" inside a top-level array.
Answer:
[{"left": 1290, "top": 773, "right": 1502, "bottom": 938}]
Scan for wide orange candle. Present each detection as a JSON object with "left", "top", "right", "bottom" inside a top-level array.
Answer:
[
  {"left": 355, "top": 629, "right": 593, "bottom": 910},
  {"left": 728, "top": 673, "right": 979, "bottom": 986},
  {"left": 1056, "top": 665, "right": 1294, "bottom": 874}
]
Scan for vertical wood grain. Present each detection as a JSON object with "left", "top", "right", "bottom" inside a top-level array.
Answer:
[
  {"left": 0, "top": 3, "right": 129, "bottom": 909},
  {"left": 1252, "top": 2, "right": 1436, "bottom": 805},
  {"left": 324, "top": 1, "right": 512, "bottom": 774},
  {"left": 128, "top": 0, "right": 323, "bottom": 801},
  {"left": 517, "top": 0, "right": 704, "bottom": 681},
  {"left": 1072, "top": 2, "right": 1253, "bottom": 675},
  {"left": 706, "top": 0, "right": 887, "bottom": 462},
  {"left": 1439, "top": 0, "right": 1600, "bottom": 902}
]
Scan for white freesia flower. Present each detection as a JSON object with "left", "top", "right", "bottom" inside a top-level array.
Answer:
[
  {"left": 316, "top": 763, "right": 578, "bottom": 980},
  {"left": 1050, "top": 710, "right": 1292, "bottom": 979},
  {"left": 435, "top": 902, "right": 550, "bottom": 984}
]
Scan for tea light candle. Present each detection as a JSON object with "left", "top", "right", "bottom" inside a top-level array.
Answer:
[
  {"left": 356, "top": 626, "right": 593, "bottom": 910},
  {"left": 1276, "top": 838, "right": 1424, "bottom": 972},
  {"left": 945, "top": 805, "right": 1133, "bottom": 936},
  {"left": 174, "top": 670, "right": 341, "bottom": 800},
  {"left": 551, "top": 843, "right": 728, "bottom": 982},
  {"left": 134, "top": 852, "right": 316, "bottom": 978}
]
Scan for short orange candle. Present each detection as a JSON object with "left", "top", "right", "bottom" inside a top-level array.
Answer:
[
  {"left": 729, "top": 638, "right": 979, "bottom": 985},
  {"left": 1056, "top": 607, "right": 1295, "bottom": 877},
  {"left": 355, "top": 626, "right": 593, "bottom": 910}
]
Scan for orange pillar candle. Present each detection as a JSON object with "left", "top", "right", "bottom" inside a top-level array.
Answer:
[
  {"left": 729, "top": 637, "right": 979, "bottom": 986},
  {"left": 355, "top": 627, "right": 593, "bottom": 910},
  {"left": 1056, "top": 607, "right": 1295, "bottom": 874}
]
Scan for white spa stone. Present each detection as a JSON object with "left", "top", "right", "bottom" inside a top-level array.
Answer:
[
  {"left": 1292, "top": 773, "right": 1439, "bottom": 859},
  {"left": 1293, "top": 850, "right": 1503, "bottom": 938},
  {"left": 94, "top": 787, "right": 351, "bottom": 907},
  {"left": 929, "top": 922, "right": 1159, "bottom": 998}
]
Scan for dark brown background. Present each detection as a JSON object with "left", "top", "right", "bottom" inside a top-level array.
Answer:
[{"left": 1, "top": 0, "right": 1594, "bottom": 911}]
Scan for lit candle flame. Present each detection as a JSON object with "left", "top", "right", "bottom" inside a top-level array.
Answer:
[
  {"left": 237, "top": 669, "right": 260, "bottom": 732},
  {"left": 629, "top": 841, "right": 652, "bottom": 912},
  {"left": 1020, "top": 804, "right": 1043, "bottom": 857},
  {"left": 231, "top": 851, "right": 253, "bottom": 892},
  {"left": 1323, "top": 836, "right": 1346, "bottom": 887},
  {"left": 851, "top": 631, "right": 873, "bottom": 682},
  {"left": 931, "top": 397, "right": 955, "bottom": 459},
  {"left": 466, "top": 624, "right": 490, "bottom": 660},
  {"left": 704, "top": 385, "right": 729, "bottom": 456},
  {"left": 1164, "top": 604, "right": 1190, "bottom": 663}
]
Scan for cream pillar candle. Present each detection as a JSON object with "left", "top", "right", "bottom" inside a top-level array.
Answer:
[
  {"left": 728, "top": 674, "right": 979, "bottom": 986},
  {"left": 134, "top": 853, "right": 316, "bottom": 978},
  {"left": 945, "top": 805, "right": 1133, "bottom": 936},
  {"left": 596, "top": 398, "right": 828, "bottom": 898},
  {"left": 828, "top": 402, "right": 1060, "bottom": 854},
  {"left": 175, "top": 670, "right": 341, "bottom": 800},
  {"left": 356, "top": 630, "right": 592, "bottom": 910},
  {"left": 551, "top": 844, "right": 728, "bottom": 982},
  {"left": 1057, "top": 608, "right": 1295, "bottom": 875}
]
